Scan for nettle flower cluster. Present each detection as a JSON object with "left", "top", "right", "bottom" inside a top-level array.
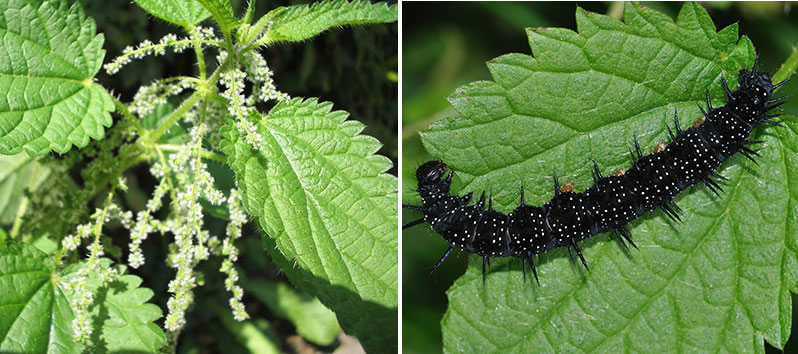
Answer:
[{"left": 60, "top": 26, "right": 288, "bottom": 343}]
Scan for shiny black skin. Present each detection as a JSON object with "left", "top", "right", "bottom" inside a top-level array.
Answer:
[{"left": 405, "top": 65, "right": 788, "bottom": 283}]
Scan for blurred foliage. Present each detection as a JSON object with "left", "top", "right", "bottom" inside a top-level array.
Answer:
[
  {"left": 81, "top": 0, "right": 396, "bottom": 352},
  {"left": 402, "top": 2, "right": 798, "bottom": 353}
]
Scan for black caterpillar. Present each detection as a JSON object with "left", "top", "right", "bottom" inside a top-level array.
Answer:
[{"left": 404, "top": 60, "right": 790, "bottom": 284}]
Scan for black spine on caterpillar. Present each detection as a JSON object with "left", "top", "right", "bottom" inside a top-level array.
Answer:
[{"left": 403, "top": 60, "right": 791, "bottom": 284}]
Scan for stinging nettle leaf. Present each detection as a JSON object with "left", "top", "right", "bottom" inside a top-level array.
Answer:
[
  {"left": 221, "top": 98, "right": 397, "bottom": 353},
  {"left": 0, "top": 242, "right": 77, "bottom": 353},
  {"left": 0, "top": 244, "right": 166, "bottom": 353},
  {"left": 0, "top": 0, "right": 114, "bottom": 156},
  {"left": 196, "top": 0, "right": 241, "bottom": 35},
  {"left": 0, "top": 153, "right": 51, "bottom": 225},
  {"left": 60, "top": 258, "right": 166, "bottom": 353},
  {"left": 259, "top": 0, "right": 397, "bottom": 44},
  {"left": 415, "top": 2, "right": 798, "bottom": 353},
  {"left": 133, "top": 0, "right": 211, "bottom": 27}
]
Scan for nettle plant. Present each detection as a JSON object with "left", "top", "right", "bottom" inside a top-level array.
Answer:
[
  {"left": 405, "top": 2, "right": 798, "bottom": 353},
  {"left": 0, "top": 0, "right": 397, "bottom": 353}
]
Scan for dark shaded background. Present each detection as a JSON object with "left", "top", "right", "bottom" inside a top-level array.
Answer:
[
  {"left": 402, "top": 2, "right": 798, "bottom": 353},
  {"left": 81, "top": 0, "right": 397, "bottom": 352}
]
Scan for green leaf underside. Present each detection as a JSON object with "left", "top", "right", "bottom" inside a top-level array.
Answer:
[
  {"left": 221, "top": 98, "right": 397, "bottom": 353},
  {"left": 263, "top": 0, "right": 397, "bottom": 43},
  {"left": 133, "top": 0, "right": 210, "bottom": 27},
  {"left": 196, "top": 0, "right": 240, "bottom": 34},
  {"left": 0, "top": 244, "right": 165, "bottom": 353},
  {"left": 0, "top": 0, "right": 113, "bottom": 156},
  {"left": 244, "top": 280, "right": 339, "bottom": 346},
  {"left": 0, "top": 153, "right": 50, "bottom": 224},
  {"left": 416, "top": 2, "right": 798, "bottom": 353}
]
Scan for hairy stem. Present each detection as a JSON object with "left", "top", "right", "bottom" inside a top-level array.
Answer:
[
  {"left": 147, "top": 93, "right": 202, "bottom": 145},
  {"left": 188, "top": 25, "right": 208, "bottom": 81},
  {"left": 147, "top": 53, "right": 235, "bottom": 144},
  {"left": 111, "top": 95, "right": 145, "bottom": 136}
]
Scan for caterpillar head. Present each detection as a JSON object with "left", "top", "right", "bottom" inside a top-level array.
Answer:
[
  {"left": 728, "top": 68, "right": 774, "bottom": 126},
  {"left": 416, "top": 160, "right": 448, "bottom": 186},
  {"left": 736, "top": 69, "right": 773, "bottom": 107}
]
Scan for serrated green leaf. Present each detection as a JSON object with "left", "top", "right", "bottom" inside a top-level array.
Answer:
[
  {"left": 197, "top": 0, "right": 241, "bottom": 35},
  {"left": 0, "top": 0, "right": 114, "bottom": 156},
  {"left": 221, "top": 98, "right": 397, "bottom": 353},
  {"left": 133, "top": 0, "right": 210, "bottom": 27},
  {"left": 0, "top": 153, "right": 50, "bottom": 225},
  {"left": 244, "top": 279, "right": 339, "bottom": 346},
  {"left": 259, "top": 0, "right": 397, "bottom": 44},
  {"left": 411, "top": 2, "right": 798, "bottom": 353},
  {"left": 61, "top": 259, "right": 166, "bottom": 353},
  {"left": 0, "top": 243, "right": 77, "bottom": 353},
  {"left": 0, "top": 244, "right": 165, "bottom": 353}
]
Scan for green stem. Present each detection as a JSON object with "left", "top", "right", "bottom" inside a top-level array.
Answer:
[
  {"left": 148, "top": 93, "right": 202, "bottom": 144},
  {"left": 153, "top": 76, "right": 204, "bottom": 86},
  {"left": 773, "top": 46, "right": 798, "bottom": 88},
  {"left": 154, "top": 145, "right": 179, "bottom": 204},
  {"left": 111, "top": 95, "right": 145, "bottom": 136},
  {"left": 188, "top": 25, "right": 208, "bottom": 81},
  {"left": 148, "top": 54, "right": 235, "bottom": 144},
  {"left": 606, "top": 1, "right": 624, "bottom": 19},
  {"left": 89, "top": 188, "right": 117, "bottom": 266},
  {"left": 93, "top": 145, "right": 150, "bottom": 196},
  {"left": 110, "top": 38, "right": 223, "bottom": 67}
]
